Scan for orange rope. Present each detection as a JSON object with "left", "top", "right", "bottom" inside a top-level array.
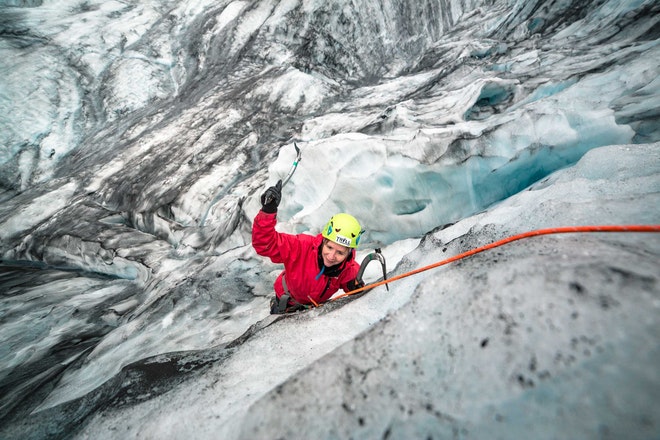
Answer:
[
  {"left": 307, "top": 295, "right": 320, "bottom": 307},
  {"left": 330, "top": 224, "right": 660, "bottom": 302}
]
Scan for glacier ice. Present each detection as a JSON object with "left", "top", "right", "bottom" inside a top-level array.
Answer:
[{"left": 0, "top": 0, "right": 658, "bottom": 439}]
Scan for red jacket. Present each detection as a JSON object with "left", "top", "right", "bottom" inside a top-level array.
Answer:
[{"left": 252, "top": 210, "right": 360, "bottom": 305}]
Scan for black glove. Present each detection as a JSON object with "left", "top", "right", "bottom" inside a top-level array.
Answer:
[
  {"left": 260, "top": 180, "right": 282, "bottom": 213},
  {"left": 347, "top": 278, "right": 365, "bottom": 291},
  {"left": 270, "top": 297, "right": 281, "bottom": 314}
]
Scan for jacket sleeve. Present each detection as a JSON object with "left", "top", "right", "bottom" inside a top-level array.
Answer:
[
  {"left": 251, "top": 210, "right": 302, "bottom": 264},
  {"left": 339, "top": 258, "right": 361, "bottom": 291}
]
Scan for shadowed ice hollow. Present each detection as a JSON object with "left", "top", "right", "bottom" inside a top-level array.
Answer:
[{"left": 0, "top": 0, "right": 658, "bottom": 438}]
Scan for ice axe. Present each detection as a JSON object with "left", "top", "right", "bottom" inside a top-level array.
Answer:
[
  {"left": 263, "top": 142, "right": 301, "bottom": 205},
  {"left": 356, "top": 248, "right": 388, "bottom": 291}
]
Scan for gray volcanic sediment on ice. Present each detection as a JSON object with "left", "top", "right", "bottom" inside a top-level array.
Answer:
[{"left": 0, "top": 0, "right": 658, "bottom": 439}]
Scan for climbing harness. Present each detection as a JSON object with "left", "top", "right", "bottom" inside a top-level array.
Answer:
[
  {"left": 272, "top": 271, "right": 329, "bottom": 314},
  {"left": 273, "top": 274, "right": 305, "bottom": 314},
  {"left": 329, "top": 224, "right": 660, "bottom": 303}
]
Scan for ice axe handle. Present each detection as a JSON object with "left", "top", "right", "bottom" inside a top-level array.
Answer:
[
  {"left": 281, "top": 143, "right": 302, "bottom": 188},
  {"left": 262, "top": 180, "right": 282, "bottom": 207},
  {"left": 263, "top": 143, "right": 301, "bottom": 205}
]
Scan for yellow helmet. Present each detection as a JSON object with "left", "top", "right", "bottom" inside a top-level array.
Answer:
[{"left": 322, "top": 213, "right": 363, "bottom": 249}]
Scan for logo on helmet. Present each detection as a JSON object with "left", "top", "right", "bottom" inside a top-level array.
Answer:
[{"left": 335, "top": 234, "right": 351, "bottom": 247}]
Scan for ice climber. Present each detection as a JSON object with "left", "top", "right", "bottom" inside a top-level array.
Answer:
[{"left": 252, "top": 180, "right": 365, "bottom": 314}]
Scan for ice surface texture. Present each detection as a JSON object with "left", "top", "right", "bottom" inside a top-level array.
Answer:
[{"left": 0, "top": 0, "right": 658, "bottom": 438}]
